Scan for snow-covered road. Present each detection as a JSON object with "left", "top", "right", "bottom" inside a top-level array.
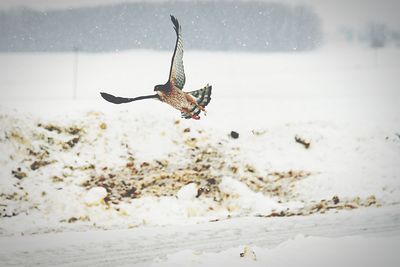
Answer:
[{"left": 1, "top": 205, "right": 399, "bottom": 266}]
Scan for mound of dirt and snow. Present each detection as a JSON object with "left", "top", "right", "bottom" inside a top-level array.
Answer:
[{"left": 1, "top": 103, "right": 398, "bottom": 235}]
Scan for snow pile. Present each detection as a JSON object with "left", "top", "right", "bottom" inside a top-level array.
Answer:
[
  {"left": 219, "top": 176, "right": 287, "bottom": 215},
  {"left": 84, "top": 186, "right": 108, "bottom": 206},
  {"left": 0, "top": 106, "right": 398, "bottom": 235},
  {"left": 150, "top": 234, "right": 400, "bottom": 267},
  {"left": 177, "top": 183, "right": 198, "bottom": 200}
]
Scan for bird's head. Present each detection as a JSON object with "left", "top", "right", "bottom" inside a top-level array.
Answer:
[{"left": 154, "top": 84, "right": 164, "bottom": 92}]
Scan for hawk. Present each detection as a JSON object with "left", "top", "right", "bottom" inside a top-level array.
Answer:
[{"left": 100, "top": 15, "right": 212, "bottom": 120}]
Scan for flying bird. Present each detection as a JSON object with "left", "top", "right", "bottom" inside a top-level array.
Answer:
[{"left": 100, "top": 15, "right": 212, "bottom": 120}]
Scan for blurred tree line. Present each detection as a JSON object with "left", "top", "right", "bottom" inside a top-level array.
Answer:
[
  {"left": 340, "top": 22, "right": 400, "bottom": 48},
  {"left": 0, "top": 1, "right": 323, "bottom": 52}
]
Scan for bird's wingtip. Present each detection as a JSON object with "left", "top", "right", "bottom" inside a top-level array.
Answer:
[
  {"left": 100, "top": 92, "right": 112, "bottom": 99},
  {"left": 170, "top": 14, "right": 180, "bottom": 33}
]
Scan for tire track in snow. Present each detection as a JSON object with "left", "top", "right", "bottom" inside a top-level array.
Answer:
[{"left": 1, "top": 206, "right": 400, "bottom": 266}]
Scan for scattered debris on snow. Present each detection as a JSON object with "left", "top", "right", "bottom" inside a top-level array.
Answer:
[
  {"left": 295, "top": 135, "right": 311, "bottom": 149},
  {"left": 230, "top": 131, "right": 239, "bottom": 139},
  {"left": 239, "top": 246, "right": 257, "bottom": 261}
]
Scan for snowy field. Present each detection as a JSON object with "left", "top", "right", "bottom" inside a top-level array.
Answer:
[{"left": 0, "top": 45, "right": 400, "bottom": 266}]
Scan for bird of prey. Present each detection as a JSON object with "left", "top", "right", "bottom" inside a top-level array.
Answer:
[{"left": 100, "top": 15, "right": 212, "bottom": 120}]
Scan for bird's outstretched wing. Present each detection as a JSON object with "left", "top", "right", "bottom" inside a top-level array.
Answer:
[
  {"left": 168, "top": 15, "right": 186, "bottom": 90},
  {"left": 100, "top": 92, "right": 158, "bottom": 104}
]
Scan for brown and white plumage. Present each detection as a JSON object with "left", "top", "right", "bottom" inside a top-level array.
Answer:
[{"left": 100, "top": 15, "right": 212, "bottom": 120}]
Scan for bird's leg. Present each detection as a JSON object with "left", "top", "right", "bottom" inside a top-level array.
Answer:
[
  {"left": 185, "top": 94, "right": 207, "bottom": 114},
  {"left": 192, "top": 114, "right": 200, "bottom": 120},
  {"left": 182, "top": 108, "right": 200, "bottom": 120}
]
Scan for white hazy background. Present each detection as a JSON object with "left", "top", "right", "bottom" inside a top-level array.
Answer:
[{"left": 0, "top": 0, "right": 399, "bottom": 104}]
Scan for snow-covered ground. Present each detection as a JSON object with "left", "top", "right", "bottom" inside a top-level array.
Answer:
[
  {"left": 0, "top": 45, "right": 399, "bottom": 265},
  {"left": 0, "top": 206, "right": 399, "bottom": 266},
  {"left": 150, "top": 235, "right": 400, "bottom": 267}
]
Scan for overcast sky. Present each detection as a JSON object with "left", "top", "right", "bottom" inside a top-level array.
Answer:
[{"left": 0, "top": 0, "right": 399, "bottom": 32}]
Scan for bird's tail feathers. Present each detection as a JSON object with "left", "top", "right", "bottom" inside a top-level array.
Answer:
[
  {"left": 188, "top": 84, "right": 212, "bottom": 107},
  {"left": 181, "top": 84, "right": 212, "bottom": 119}
]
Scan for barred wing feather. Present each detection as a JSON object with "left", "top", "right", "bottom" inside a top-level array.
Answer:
[{"left": 169, "top": 15, "right": 186, "bottom": 90}]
